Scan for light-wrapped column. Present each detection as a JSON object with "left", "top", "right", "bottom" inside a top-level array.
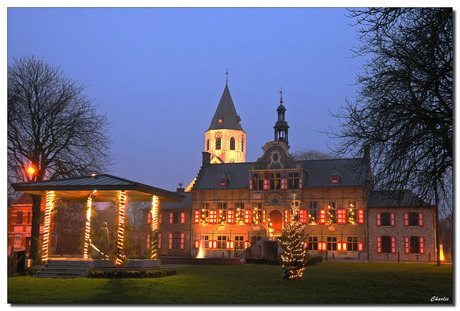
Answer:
[
  {"left": 149, "top": 195, "right": 160, "bottom": 259},
  {"left": 83, "top": 191, "right": 96, "bottom": 260},
  {"left": 115, "top": 190, "right": 127, "bottom": 266},
  {"left": 42, "top": 191, "right": 55, "bottom": 262}
]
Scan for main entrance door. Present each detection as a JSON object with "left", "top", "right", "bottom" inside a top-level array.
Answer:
[{"left": 269, "top": 210, "right": 283, "bottom": 235}]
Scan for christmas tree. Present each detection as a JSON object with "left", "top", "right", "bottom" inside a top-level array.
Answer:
[{"left": 279, "top": 194, "right": 307, "bottom": 280}]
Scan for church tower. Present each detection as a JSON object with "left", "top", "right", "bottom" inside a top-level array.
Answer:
[
  {"left": 274, "top": 90, "right": 289, "bottom": 145},
  {"left": 204, "top": 81, "right": 246, "bottom": 164}
]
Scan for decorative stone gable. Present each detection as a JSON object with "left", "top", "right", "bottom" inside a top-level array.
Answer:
[{"left": 251, "top": 141, "right": 301, "bottom": 170}]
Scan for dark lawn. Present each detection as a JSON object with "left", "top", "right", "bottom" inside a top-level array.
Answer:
[{"left": 7, "top": 262, "right": 453, "bottom": 304}]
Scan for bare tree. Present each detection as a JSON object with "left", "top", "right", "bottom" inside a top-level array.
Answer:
[
  {"left": 8, "top": 56, "right": 111, "bottom": 264},
  {"left": 331, "top": 8, "right": 452, "bottom": 265}
]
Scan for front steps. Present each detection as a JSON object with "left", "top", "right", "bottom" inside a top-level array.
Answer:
[{"left": 37, "top": 260, "right": 93, "bottom": 278}]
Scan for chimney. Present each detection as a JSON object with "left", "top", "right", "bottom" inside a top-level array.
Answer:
[
  {"left": 202, "top": 152, "right": 211, "bottom": 167},
  {"left": 176, "top": 183, "right": 185, "bottom": 193}
]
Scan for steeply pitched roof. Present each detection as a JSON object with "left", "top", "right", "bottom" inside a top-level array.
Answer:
[
  {"left": 207, "top": 83, "right": 244, "bottom": 132},
  {"left": 300, "top": 158, "right": 367, "bottom": 188},
  {"left": 193, "top": 163, "right": 251, "bottom": 190},
  {"left": 368, "top": 190, "right": 433, "bottom": 208},
  {"left": 192, "top": 158, "right": 367, "bottom": 190}
]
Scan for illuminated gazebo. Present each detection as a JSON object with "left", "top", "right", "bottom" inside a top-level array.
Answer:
[{"left": 12, "top": 174, "right": 184, "bottom": 266}]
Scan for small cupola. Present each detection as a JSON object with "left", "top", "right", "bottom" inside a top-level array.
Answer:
[{"left": 274, "top": 89, "right": 289, "bottom": 145}]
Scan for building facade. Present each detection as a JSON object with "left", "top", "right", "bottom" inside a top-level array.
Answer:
[{"left": 155, "top": 85, "right": 437, "bottom": 262}]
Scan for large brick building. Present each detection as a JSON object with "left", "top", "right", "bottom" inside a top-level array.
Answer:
[{"left": 154, "top": 83, "right": 437, "bottom": 262}]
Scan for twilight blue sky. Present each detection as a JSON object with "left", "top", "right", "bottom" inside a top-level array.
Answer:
[{"left": 8, "top": 7, "right": 369, "bottom": 191}]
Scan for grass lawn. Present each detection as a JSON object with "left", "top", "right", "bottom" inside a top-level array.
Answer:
[{"left": 7, "top": 262, "right": 453, "bottom": 304}]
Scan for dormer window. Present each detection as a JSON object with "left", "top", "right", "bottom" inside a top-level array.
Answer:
[
  {"left": 218, "top": 118, "right": 223, "bottom": 123},
  {"left": 330, "top": 175, "right": 340, "bottom": 184},
  {"left": 218, "top": 179, "right": 227, "bottom": 187}
]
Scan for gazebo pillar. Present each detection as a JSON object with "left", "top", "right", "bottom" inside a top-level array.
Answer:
[
  {"left": 83, "top": 191, "right": 96, "bottom": 260},
  {"left": 42, "top": 190, "right": 55, "bottom": 263},
  {"left": 115, "top": 190, "right": 127, "bottom": 266},
  {"left": 149, "top": 195, "right": 160, "bottom": 259}
]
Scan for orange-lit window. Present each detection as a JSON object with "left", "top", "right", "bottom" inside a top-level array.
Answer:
[
  {"left": 280, "top": 178, "right": 288, "bottom": 190},
  {"left": 180, "top": 233, "right": 185, "bottom": 250},
  {"left": 226, "top": 241, "right": 235, "bottom": 249},
  {"left": 337, "top": 242, "right": 347, "bottom": 251},
  {"left": 330, "top": 175, "right": 340, "bottom": 184},
  {"left": 318, "top": 242, "right": 327, "bottom": 251},
  {"left": 263, "top": 179, "right": 270, "bottom": 190},
  {"left": 357, "top": 209, "right": 364, "bottom": 224},
  {"left": 194, "top": 240, "right": 200, "bottom": 249},
  {"left": 357, "top": 242, "right": 363, "bottom": 252},
  {"left": 194, "top": 210, "right": 200, "bottom": 224},
  {"left": 244, "top": 241, "right": 251, "bottom": 249},
  {"left": 181, "top": 212, "right": 186, "bottom": 224},
  {"left": 209, "top": 210, "right": 218, "bottom": 224},
  {"left": 285, "top": 210, "right": 290, "bottom": 223},
  {"left": 337, "top": 209, "right": 347, "bottom": 224},
  {"left": 377, "top": 236, "right": 382, "bottom": 253},
  {"left": 318, "top": 210, "right": 327, "bottom": 224},
  {"left": 208, "top": 240, "right": 217, "bottom": 249},
  {"left": 227, "top": 210, "right": 235, "bottom": 224},
  {"left": 299, "top": 209, "right": 308, "bottom": 224},
  {"left": 244, "top": 210, "right": 252, "bottom": 224}
]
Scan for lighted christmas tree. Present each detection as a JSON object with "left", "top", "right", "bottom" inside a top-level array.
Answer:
[{"left": 279, "top": 194, "right": 307, "bottom": 280}]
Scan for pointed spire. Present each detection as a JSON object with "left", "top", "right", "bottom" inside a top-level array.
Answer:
[{"left": 207, "top": 83, "right": 245, "bottom": 132}]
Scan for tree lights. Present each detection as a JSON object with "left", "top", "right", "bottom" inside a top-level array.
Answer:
[
  {"left": 83, "top": 190, "right": 96, "bottom": 260},
  {"left": 149, "top": 195, "right": 160, "bottom": 259},
  {"left": 279, "top": 194, "right": 307, "bottom": 280},
  {"left": 42, "top": 190, "right": 55, "bottom": 262},
  {"left": 115, "top": 190, "right": 127, "bottom": 266}
]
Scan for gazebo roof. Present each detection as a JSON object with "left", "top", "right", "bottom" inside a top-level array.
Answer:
[{"left": 12, "top": 174, "right": 185, "bottom": 202}]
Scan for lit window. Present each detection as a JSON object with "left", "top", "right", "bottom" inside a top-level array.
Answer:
[
  {"left": 330, "top": 175, "right": 340, "bottom": 184},
  {"left": 337, "top": 209, "right": 347, "bottom": 224},
  {"left": 218, "top": 118, "right": 223, "bottom": 123},
  {"left": 299, "top": 209, "right": 308, "bottom": 224},
  {"left": 209, "top": 210, "right": 218, "bottom": 224},
  {"left": 218, "top": 179, "right": 227, "bottom": 187}
]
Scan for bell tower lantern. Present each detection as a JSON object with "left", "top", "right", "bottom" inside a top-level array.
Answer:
[{"left": 274, "top": 90, "right": 289, "bottom": 145}]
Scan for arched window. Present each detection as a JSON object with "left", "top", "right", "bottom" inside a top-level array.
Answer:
[
  {"left": 216, "top": 137, "right": 221, "bottom": 150},
  {"left": 230, "top": 137, "right": 235, "bottom": 150},
  {"left": 206, "top": 139, "right": 210, "bottom": 151},
  {"left": 241, "top": 137, "right": 245, "bottom": 152}
]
